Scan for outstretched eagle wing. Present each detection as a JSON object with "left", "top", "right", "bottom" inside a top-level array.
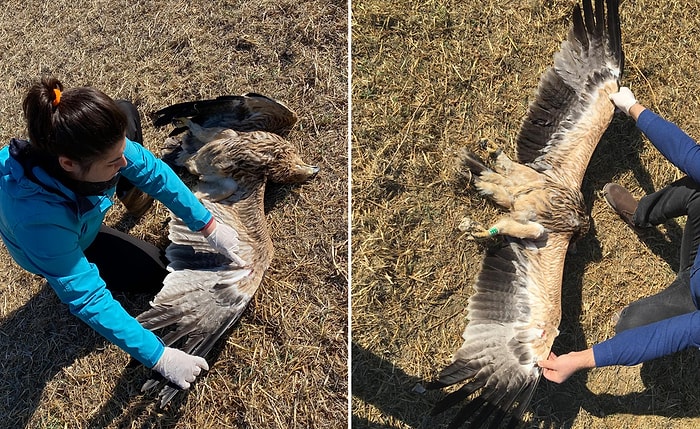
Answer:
[
  {"left": 426, "top": 0, "right": 623, "bottom": 427},
  {"left": 137, "top": 198, "right": 258, "bottom": 407},
  {"left": 517, "top": 0, "right": 623, "bottom": 189},
  {"left": 150, "top": 92, "right": 297, "bottom": 137},
  {"left": 428, "top": 234, "right": 570, "bottom": 428}
]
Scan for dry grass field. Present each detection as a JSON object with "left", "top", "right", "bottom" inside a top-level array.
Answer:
[
  {"left": 0, "top": 1, "right": 347, "bottom": 428},
  {"left": 352, "top": 0, "right": 700, "bottom": 428}
]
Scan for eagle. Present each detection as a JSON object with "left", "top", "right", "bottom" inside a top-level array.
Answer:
[
  {"left": 423, "top": 0, "right": 623, "bottom": 427},
  {"left": 135, "top": 93, "right": 319, "bottom": 407}
]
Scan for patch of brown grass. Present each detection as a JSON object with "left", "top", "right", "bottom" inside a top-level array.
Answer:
[
  {"left": 0, "top": 0, "right": 347, "bottom": 428},
  {"left": 352, "top": 0, "right": 700, "bottom": 427}
]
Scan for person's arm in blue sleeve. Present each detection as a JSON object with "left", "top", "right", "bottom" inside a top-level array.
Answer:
[
  {"left": 636, "top": 110, "right": 700, "bottom": 184},
  {"left": 594, "top": 311, "right": 700, "bottom": 366},
  {"left": 537, "top": 311, "right": 700, "bottom": 383},
  {"left": 15, "top": 219, "right": 165, "bottom": 368},
  {"left": 120, "top": 139, "right": 211, "bottom": 231},
  {"left": 120, "top": 139, "right": 247, "bottom": 266},
  {"left": 610, "top": 86, "right": 700, "bottom": 183}
]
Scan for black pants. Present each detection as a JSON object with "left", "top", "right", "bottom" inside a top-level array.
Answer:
[
  {"left": 616, "top": 176, "right": 700, "bottom": 332},
  {"left": 84, "top": 101, "right": 167, "bottom": 294},
  {"left": 84, "top": 226, "right": 168, "bottom": 294}
]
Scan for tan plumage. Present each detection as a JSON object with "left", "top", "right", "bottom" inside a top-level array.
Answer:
[
  {"left": 136, "top": 94, "right": 319, "bottom": 407},
  {"left": 425, "top": 0, "right": 623, "bottom": 426}
]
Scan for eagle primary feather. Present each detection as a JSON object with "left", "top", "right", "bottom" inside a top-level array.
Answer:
[
  {"left": 426, "top": 0, "right": 623, "bottom": 427},
  {"left": 136, "top": 94, "right": 319, "bottom": 407}
]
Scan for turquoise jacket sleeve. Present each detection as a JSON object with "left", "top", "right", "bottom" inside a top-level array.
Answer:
[
  {"left": 120, "top": 138, "right": 211, "bottom": 231},
  {"left": 592, "top": 311, "right": 700, "bottom": 367},
  {"left": 12, "top": 211, "right": 165, "bottom": 367}
]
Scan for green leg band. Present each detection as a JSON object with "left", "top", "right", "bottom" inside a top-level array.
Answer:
[{"left": 488, "top": 227, "right": 499, "bottom": 236}]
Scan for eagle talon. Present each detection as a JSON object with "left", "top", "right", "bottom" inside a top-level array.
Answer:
[
  {"left": 477, "top": 138, "right": 490, "bottom": 151},
  {"left": 458, "top": 217, "right": 495, "bottom": 240},
  {"left": 487, "top": 141, "right": 503, "bottom": 158},
  {"left": 477, "top": 138, "right": 503, "bottom": 158},
  {"left": 470, "top": 230, "right": 493, "bottom": 240}
]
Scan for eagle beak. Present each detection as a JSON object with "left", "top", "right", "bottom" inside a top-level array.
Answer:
[
  {"left": 300, "top": 164, "right": 320, "bottom": 180},
  {"left": 308, "top": 165, "right": 320, "bottom": 177}
]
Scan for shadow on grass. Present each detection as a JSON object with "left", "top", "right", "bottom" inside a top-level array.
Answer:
[
  {"left": 577, "top": 348, "right": 700, "bottom": 419},
  {"left": 81, "top": 365, "right": 188, "bottom": 429},
  {"left": 0, "top": 223, "right": 196, "bottom": 427},
  {"left": 0, "top": 284, "right": 100, "bottom": 427},
  {"left": 351, "top": 341, "right": 445, "bottom": 429},
  {"left": 80, "top": 290, "right": 193, "bottom": 429},
  {"left": 0, "top": 283, "right": 187, "bottom": 428},
  {"left": 597, "top": 115, "right": 684, "bottom": 271},
  {"left": 353, "top": 334, "right": 700, "bottom": 428}
]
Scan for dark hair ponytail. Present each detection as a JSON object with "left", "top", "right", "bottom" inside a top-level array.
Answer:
[{"left": 22, "top": 77, "right": 127, "bottom": 167}]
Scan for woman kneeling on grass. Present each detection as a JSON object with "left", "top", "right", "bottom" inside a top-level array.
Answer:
[
  {"left": 0, "top": 77, "right": 246, "bottom": 389},
  {"left": 538, "top": 87, "right": 700, "bottom": 383}
]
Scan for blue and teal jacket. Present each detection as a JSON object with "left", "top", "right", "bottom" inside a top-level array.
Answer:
[
  {"left": 593, "top": 109, "right": 700, "bottom": 367},
  {"left": 0, "top": 138, "right": 212, "bottom": 368}
]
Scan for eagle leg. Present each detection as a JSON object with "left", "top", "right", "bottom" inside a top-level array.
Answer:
[
  {"left": 493, "top": 152, "right": 542, "bottom": 184},
  {"left": 489, "top": 217, "right": 546, "bottom": 239},
  {"left": 461, "top": 215, "right": 546, "bottom": 240},
  {"left": 473, "top": 177, "right": 515, "bottom": 209},
  {"left": 476, "top": 138, "right": 543, "bottom": 184}
]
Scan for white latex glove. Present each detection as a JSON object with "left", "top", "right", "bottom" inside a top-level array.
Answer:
[
  {"left": 152, "top": 347, "right": 209, "bottom": 389},
  {"left": 205, "top": 221, "right": 248, "bottom": 267},
  {"left": 609, "top": 86, "right": 638, "bottom": 116}
]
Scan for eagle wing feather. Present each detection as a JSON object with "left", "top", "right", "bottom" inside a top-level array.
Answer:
[
  {"left": 517, "top": 0, "right": 623, "bottom": 188},
  {"left": 429, "top": 234, "right": 570, "bottom": 425}
]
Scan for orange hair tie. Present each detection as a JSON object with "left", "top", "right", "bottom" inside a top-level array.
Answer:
[{"left": 52, "top": 88, "right": 62, "bottom": 107}]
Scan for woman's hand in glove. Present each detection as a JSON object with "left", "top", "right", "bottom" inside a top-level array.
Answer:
[
  {"left": 152, "top": 347, "right": 209, "bottom": 389},
  {"left": 203, "top": 220, "right": 248, "bottom": 267}
]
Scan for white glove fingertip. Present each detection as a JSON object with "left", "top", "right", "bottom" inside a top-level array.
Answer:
[
  {"left": 230, "top": 253, "right": 248, "bottom": 267},
  {"left": 198, "top": 358, "right": 210, "bottom": 371}
]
